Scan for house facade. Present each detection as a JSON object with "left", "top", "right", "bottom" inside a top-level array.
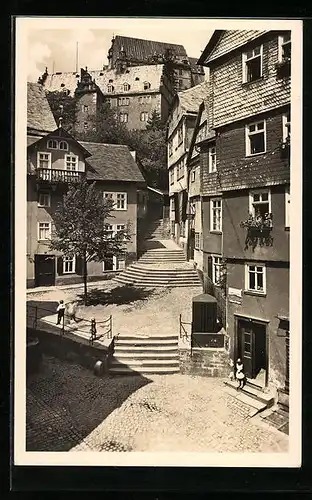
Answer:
[
  {"left": 167, "top": 82, "right": 209, "bottom": 253},
  {"left": 27, "top": 84, "right": 146, "bottom": 288},
  {"left": 198, "top": 29, "right": 291, "bottom": 394}
]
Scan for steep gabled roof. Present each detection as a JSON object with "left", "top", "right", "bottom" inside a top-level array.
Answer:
[
  {"left": 27, "top": 127, "right": 91, "bottom": 157},
  {"left": 27, "top": 82, "right": 57, "bottom": 134},
  {"left": 79, "top": 141, "right": 146, "bottom": 184},
  {"left": 197, "top": 29, "right": 269, "bottom": 66},
  {"left": 112, "top": 35, "right": 187, "bottom": 63}
]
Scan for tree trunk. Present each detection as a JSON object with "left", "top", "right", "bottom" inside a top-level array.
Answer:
[{"left": 83, "top": 250, "right": 88, "bottom": 305}]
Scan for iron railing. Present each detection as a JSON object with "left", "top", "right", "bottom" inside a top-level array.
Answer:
[{"left": 26, "top": 303, "right": 113, "bottom": 345}]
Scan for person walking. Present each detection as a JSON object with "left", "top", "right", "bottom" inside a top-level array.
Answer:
[
  {"left": 67, "top": 301, "right": 78, "bottom": 323},
  {"left": 235, "top": 358, "right": 247, "bottom": 390},
  {"left": 56, "top": 300, "right": 65, "bottom": 325}
]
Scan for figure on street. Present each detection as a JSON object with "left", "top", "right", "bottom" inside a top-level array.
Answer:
[
  {"left": 236, "top": 358, "right": 247, "bottom": 390},
  {"left": 56, "top": 300, "right": 65, "bottom": 325}
]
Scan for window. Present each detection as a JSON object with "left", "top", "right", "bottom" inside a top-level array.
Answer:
[
  {"left": 191, "top": 169, "right": 196, "bottom": 182},
  {"left": 170, "top": 168, "right": 174, "bottom": 185},
  {"left": 242, "top": 46, "right": 263, "bottom": 83},
  {"left": 104, "top": 224, "right": 114, "bottom": 239},
  {"left": 47, "top": 139, "right": 58, "bottom": 149},
  {"left": 116, "top": 192, "right": 127, "bottom": 210},
  {"left": 116, "top": 224, "right": 127, "bottom": 240},
  {"left": 59, "top": 141, "right": 68, "bottom": 151},
  {"left": 143, "top": 82, "right": 151, "bottom": 90},
  {"left": 177, "top": 161, "right": 184, "bottom": 180},
  {"left": 245, "top": 263, "right": 266, "bottom": 294},
  {"left": 169, "top": 140, "right": 173, "bottom": 156},
  {"left": 195, "top": 232, "right": 200, "bottom": 249},
  {"left": 65, "top": 154, "right": 78, "bottom": 171},
  {"left": 38, "top": 193, "right": 51, "bottom": 207},
  {"left": 83, "top": 122, "right": 89, "bottom": 130},
  {"left": 38, "top": 222, "right": 51, "bottom": 240},
  {"left": 92, "top": 93, "right": 97, "bottom": 103},
  {"left": 178, "top": 125, "right": 183, "bottom": 146},
  {"left": 140, "top": 111, "right": 149, "bottom": 122},
  {"left": 109, "top": 79, "right": 113, "bottom": 83},
  {"left": 249, "top": 189, "right": 271, "bottom": 219},
  {"left": 82, "top": 105, "right": 89, "bottom": 112},
  {"left": 37, "top": 152, "right": 51, "bottom": 169},
  {"left": 208, "top": 146, "right": 217, "bottom": 172},
  {"left": 285, "top": 186, "right": 290, "bottom": 229},
  {"left": 63, "top": 255, "right": 75, "bottom": 274},
  {"left": 211, "top": 198, "right": 222, "bottom": 232},
  {"left": 119, "top": 112, "right": 128, "bottom": 123},
  {"left": 135, "top": 77, "right": 140, "bottom": 81},
  {"left": 118, "top": 97, "right": 130, "bottom": 106},
  {"left": 246, "top": 120, "right": 266, "bottom": 155},
  {"left": 170, "top": 198, "right": 175, "bottom": 212},
  {"left": 279, "top": 32, "right": 291, "bottom": 61},
  {"left": 179, "top": 69, "right": 183, "bottom": 76},
  {"left": 212, "top": 255, "right": 222, "bottom": 285},
  {"left": 123, "top": 83, "right": 130, "bottom": 91},
  {"left": 282, "top": 111, "right": 291, "bottom": 143},
  {"left": 107, "top": 85, "right": 114, "bottom": 93},
  {"left": 104, "top": 192, "right": 114, "bottom": 200}
]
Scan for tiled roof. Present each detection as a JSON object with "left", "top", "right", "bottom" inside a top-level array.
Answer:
[
  {"left": 198, "top": 30, "right": 269, "bottom": 65},
  {"left": 219, "top": 151, "right": 290, "bottom": 192},
  {"left": 44, "top": 65, "right": 165, "bottom": 96},
  {"left": 79, "top": 141, "right": 146, "bottom": 183},
  {"left": 178, "top": 81, "right": 209, "bottom": 113},
  {"left": 112, "top": 35, "right": 187, "bottom": 63},
  {"left": 27, "top": 82, "right": 57, "bottom": 133}
]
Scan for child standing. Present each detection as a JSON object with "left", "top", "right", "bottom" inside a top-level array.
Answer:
[
  {"left": 236, "top": 358, "right": 247, "bottom": 390},
  {"left": 56, "top": 300, "right": 65, "bottom": 325}
]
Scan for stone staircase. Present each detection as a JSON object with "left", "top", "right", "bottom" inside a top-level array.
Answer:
[
  {"left": 224, "top": 379, "right": 275, "bottom": 417},
  {"left": 143, "top": 218, "right": 164, "bottom": 240},
  {"left": 109, "top": 334, "right": 180, "bottom": 375},
  {"left": 113, "top": 246, "right": 201, "bottom": 287}
]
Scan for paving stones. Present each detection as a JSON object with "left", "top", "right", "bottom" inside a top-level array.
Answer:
[{"left": 27, "top": 356, "right": 289, "bottom": 453}]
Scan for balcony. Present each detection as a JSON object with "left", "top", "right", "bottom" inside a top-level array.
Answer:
[{"left": 36, "top": 168, "right": 85, "bottom": 184}]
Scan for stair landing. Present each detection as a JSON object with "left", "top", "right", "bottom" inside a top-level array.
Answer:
[{"left": 224, "top": 379, "right": 275, "bottom": 417}]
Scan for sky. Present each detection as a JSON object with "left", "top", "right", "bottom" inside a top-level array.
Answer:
[{"left": 26, "top": 19, "right": 214, "bottom": 81}]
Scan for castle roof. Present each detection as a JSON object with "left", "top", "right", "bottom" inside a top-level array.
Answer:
[
  {"left": 27, "top": 82, "right": 57, "bottom": 134},
  {"left": 43, "top": 64, "right": 166, "bottom": 97},
  {"left": 111, "top": 35, "right": 188, "bottom": 63}
]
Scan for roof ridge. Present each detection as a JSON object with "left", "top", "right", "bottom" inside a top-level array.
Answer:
[{"left": 79, "top": 141, "right": 129, "bottom": 147}]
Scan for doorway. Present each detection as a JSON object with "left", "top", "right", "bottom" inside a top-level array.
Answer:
[
  {"left": 236, "top": 318, "right": 267, "bottom": 384},
  {"left": 188, "top": 228, "right": 195, "bottom": 260},
  {"left": 35, "top": 254, "right": 55, "bottom": 287}
]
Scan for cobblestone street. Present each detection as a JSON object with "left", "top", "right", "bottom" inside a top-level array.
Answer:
[{"left": 27, "top": 355, "right": 288, "bottom": 453}]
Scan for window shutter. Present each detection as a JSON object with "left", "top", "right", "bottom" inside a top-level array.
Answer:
[
  {"left": 57, "top": 257, "right": 63, "bottom": 276},
  {"left": 207, "top": 255, "right": 213, "bottom": 280},
  {"left": 75, "top": 255, "right": 83, "bottom": 275},
  {"left": 174, "top": 193, "right": 179, "bottom": 222}
]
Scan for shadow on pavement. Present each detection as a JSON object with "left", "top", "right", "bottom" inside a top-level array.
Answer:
[
  {"left": 77, "top": 285, "right": 155, "bottom": 307},
  {"left": 143, "top": 240, "right": 167, "bottom": 250},
  {"left": 26, "top": 355, "right": 151, "bottom": 451}
]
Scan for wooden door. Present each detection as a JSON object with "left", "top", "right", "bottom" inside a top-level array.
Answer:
[
  {"left": 237, "top": 320, "right": 255, "bottom": 378},
  {"left": 35, "top": 255, "right": 55, "bottom": 287}
]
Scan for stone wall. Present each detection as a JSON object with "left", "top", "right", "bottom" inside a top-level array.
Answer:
[
  {"left": 179, "top": 347, "right": 230, "bottom": 377},
  {"left": 27, "top": 326, "right": 114, "bottom": 375}
]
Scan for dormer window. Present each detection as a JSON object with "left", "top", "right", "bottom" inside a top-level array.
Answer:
[
  {"left": 109, "top": 79, "right": 114, "bottom": 83},
  {"left": 123, "top": 83, "right": 130, "bottom": 91},
  {"left": 135, "top": 77, "right": 140, "bottom": 81},
  {"left": 143, "top": 82, "right": 151, "bottom": 90},
  {"left": 107, "top": 85, "right": 114, "bottom": 93},
  {"left": 242, "top": 46, "right": 263, "bottom": 83},
  {"left": 59, "top": 141, "right": 68, "bottom": 151},
  {"left": 47, "top": 139, "right": 58, "bottom": 149}
]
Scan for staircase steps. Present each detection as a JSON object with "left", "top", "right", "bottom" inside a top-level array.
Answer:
[
  {"left": 224, "top": 379, "right": 275, "bottom": 416},
  {"left": 109, "top": 334, "right": 180, "bottom": 375}
]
